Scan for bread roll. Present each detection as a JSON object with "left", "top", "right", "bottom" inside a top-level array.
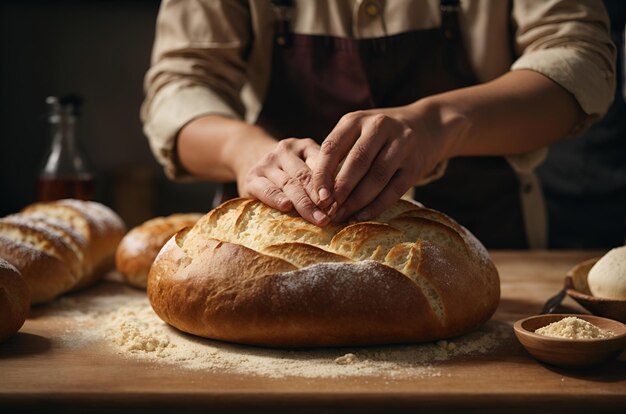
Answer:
[
  {"left": 588, "top": 245, "right": 626, "bottom": 300},
  {"left": 148, "top": 198, "right": 500, "bottom": 347},
  {"left": 115, "top": 213, "right": 202, "bottom": 289},
  {"left": 0, "top": 258, "right": 30, "bottom": 342}
]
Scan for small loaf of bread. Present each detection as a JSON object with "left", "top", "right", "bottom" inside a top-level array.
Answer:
[
  {"left": 148, "top": 198, "right": 500, "bottom": 347},
  {"left": 115, "top": 213, "right": 202, "bottom": 289},
  {"left": 0, "top": 199, "right": 125, "bottom": 304},
  {"left": 0, "top": 258, "right": 30, "bottom": 342}
]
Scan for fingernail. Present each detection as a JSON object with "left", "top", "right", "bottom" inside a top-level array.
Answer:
[
  {"left": 318, "top": 187, "right": 330, "bottom": 202},
  {"left": 277, "top": 197, "right": 291, "bottom": 210},
  {"left": 312, "top": 209, "right": 328, "bottom": 224},
  {"left": 326, "top": 201, "right": 339, "bottom": 217},
  {"left": 355, "top": 211, "right": 370, "bottom": 221}
]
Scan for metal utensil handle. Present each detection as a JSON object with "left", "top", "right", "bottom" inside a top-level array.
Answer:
[{"left": 540, "top": 288, "right": 567, "bottom": 314}]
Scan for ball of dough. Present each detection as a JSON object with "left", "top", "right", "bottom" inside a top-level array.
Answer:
[{"left": 588, "top": 245, "right": 626, "bottom": 300}]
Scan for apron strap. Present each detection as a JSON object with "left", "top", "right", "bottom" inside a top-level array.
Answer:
[
  {"left": 271, "top": 0, "right": 294, "bottom": 46},
  {"left": 440, "top": 0, "right": 461, "bottom": 40},
  {"left": 439, "top": 0, "right": 475, "bottom": 86}
]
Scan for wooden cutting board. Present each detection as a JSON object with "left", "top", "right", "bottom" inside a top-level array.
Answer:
[{"left": 1, "top": 250, "right": 624, "bottom": 413}]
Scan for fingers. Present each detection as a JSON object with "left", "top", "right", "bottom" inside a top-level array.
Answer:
[
  {"left": 265, "top": 154, "right": 330, "bottom": 226},
  {"left": 332, "top": 114, "right": 389, "bottom": 206},
  {"left": 245, "top": 176, "right": 292, "bottom": 212},
  {"left": 312, "top": 113, "right": 362, "bottom": 209},
  {"left": 242, "top": 138, "right": 330, "bottom": 226},
  {"left": 333, "top": 135, "right": 405, "bottom": 222},
  {"left": 352, "top": 170, "right": 413, "bottom": 223}
]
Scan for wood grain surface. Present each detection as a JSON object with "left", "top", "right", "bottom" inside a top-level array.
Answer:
[{"left": 1, "top": 250, "right": 624, "bottom": 414}]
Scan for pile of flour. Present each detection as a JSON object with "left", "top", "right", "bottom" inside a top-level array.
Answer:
[{"left": 51, "top": 285, "right": 511, "bottom": 379}]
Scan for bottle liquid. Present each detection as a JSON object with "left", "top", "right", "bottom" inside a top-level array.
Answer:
[{"left": 37, "top": 95, "right": 94, "bottom": 201}]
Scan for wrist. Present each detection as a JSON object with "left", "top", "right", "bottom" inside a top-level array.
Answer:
[
  {"left": 223, "top": 123, "right": 277, "bottom": 179},
  {"left": 404, "top": 97, "right": 472, "bottom": 162}
]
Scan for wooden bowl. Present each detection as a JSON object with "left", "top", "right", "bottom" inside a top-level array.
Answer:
[
  {"left": 565, "top": 258, "right": 626, "bottom": 323},
  {"left": 513, "top": 314, "right": 626, "bottom": 368}
]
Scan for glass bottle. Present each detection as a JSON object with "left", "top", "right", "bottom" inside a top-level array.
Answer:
[{"left": 37, "top": 95, "right": 94, "bottom": 201}]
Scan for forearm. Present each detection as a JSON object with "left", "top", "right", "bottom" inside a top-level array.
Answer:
[
  {"left": 177, "top": 115, "right": 278, "bottom": 182},
  {"left": 405, "top": 69, "right": 585, "bottom": 161}
]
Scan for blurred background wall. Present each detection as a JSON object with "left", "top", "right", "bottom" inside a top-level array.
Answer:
[
  {"left": 0, "top": 0, "right": 217, "bottom": 228},
  {"left": 0, "top": 0, "right": 624, "bottom": 247}
]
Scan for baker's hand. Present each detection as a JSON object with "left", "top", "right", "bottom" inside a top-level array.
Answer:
[
  {"left": 312, "top": 106, "right": 458, "bottom": 222},
  {"left": 237, "top": 138, "right": 331, "bottom": 226}
]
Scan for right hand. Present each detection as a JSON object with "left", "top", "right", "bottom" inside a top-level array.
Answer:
[{"left": 237, "top": 138, "right": 331, "bottom": 226}]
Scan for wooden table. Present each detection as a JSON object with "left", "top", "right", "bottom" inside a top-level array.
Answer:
[{"left": 1, "top": 250, "right": 625, "bottom": 413}]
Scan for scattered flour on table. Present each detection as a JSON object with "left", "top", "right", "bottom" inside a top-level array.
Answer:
[{"left": 50, "top": 288, "right": 510, "bottom": 378}]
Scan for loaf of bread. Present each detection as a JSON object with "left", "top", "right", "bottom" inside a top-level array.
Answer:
[
  {"left": 0, "top": 199, "right": 125, "bottom": 304},
  {"left": 0, "top": 258, "right": 30, "bottom": 342},
  {"left": 148, "top": 198, "right": 500, "bottom": 347},
  {"left": 22, "top": 199, "right": 126, "bottom": 289},
  {"left": 116, "top": 213, "right": 202, "bottom": 289}
]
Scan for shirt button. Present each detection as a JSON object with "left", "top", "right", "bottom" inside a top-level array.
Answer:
[{"left": 365, "top": 2, "right": 380, "bottom": 17}]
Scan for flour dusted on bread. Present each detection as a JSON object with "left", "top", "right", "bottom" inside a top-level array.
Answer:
[
  {"left": 0, "top": 199, "right": 125, "bottom": 303},
  {"left": 148, "top": 198, "right": 500, "bottom": 347}
]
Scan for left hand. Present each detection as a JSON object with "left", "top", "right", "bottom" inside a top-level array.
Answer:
[
  {"left": 237, "top": 137, "right": 331, "bottom": 226},
  {"left": 311, "top": 106, "right": 452, "bottom": 222}
]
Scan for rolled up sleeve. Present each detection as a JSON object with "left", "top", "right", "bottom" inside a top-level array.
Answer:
[
  {"left": 141, "top": 0, "right": 252, "bottom": 179},
  {"left": 501, "top": 0, "right": 617, "bottom": 174},
  {"left": 511, "top": 0, "right": 616, "bottom": 124}
]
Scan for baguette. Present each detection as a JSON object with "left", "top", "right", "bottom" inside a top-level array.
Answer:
[
  {"left": 21, "top": 199, "right": 125, "bottom": 289},
  {"left": 148, "top": 198, "right": 500, "bottom": 347},
  {"left": 0, "top": 199, "right": 125, "bottom": 303}
]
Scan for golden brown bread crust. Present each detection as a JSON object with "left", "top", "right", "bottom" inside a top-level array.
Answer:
[
  {"left": 0, "top": 237, "right": 75, "bottom": 304},
  {"left": 0, "top": 258, "right": 30, "bottom": 342},
  {"left": 148, "top": 198, "right": 500, "bottom": 347},
  {"left": 0, "top": 218, "right": 84, "bottom": 282},
  {"left": 115, "top": 213, "right": 202, "bottom": 289},
  {"left": 0, "top": 199, "right": 125, "bottom": 303},
  {"left": 21, "top": 199, "right": 125, "bottom": 289}
]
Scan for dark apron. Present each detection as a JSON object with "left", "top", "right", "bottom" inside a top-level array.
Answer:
[{"left": 219, "top": 0, "right": 527, "bottom": 249}]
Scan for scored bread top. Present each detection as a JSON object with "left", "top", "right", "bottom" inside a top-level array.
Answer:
[
  {"left": 0, "top": 219, "right": 83, "bottom": 282},
  {"left": 3, "top": 214, "right": 91, "bottom": 277},
  {"left": 21, "top": 202, "right": 92, "bottom": 241},
  {"left": 177, "top": 198, "right": 497, "bottom": 323},
  {"left": 22, "top": 200, "right": 125, "bottom": 278},
  {"left": 181, "top": 198, "right": 492, "bottom": 276}
]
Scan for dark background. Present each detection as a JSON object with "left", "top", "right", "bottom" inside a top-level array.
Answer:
[
  {"left": 0, "top": 0, "right": 216, "bottom": 228},
  {"left": 0, "top": 0, "right": 624, "bottom": 246}
]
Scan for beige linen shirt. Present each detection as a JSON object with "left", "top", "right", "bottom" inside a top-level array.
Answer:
[{"left": 141, "top": 0, "right": 616, "bottom": 247}]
